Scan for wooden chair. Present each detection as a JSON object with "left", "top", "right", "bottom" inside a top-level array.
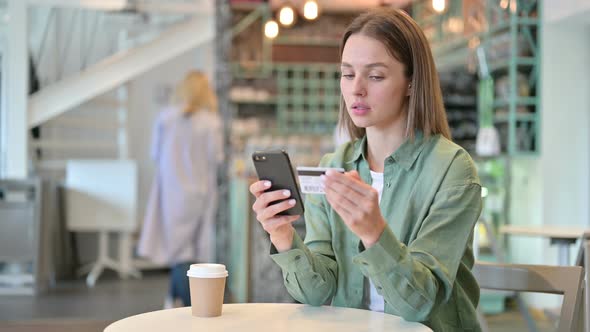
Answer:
[
  {"left": 474, "top": 218, "right": 538, "bottom": 332},
  {"left": 474, "top": 261, "right": 584, "bottom": 332},
  {"left": 575, "top": 232, "right": 590, "bottom": 332}
]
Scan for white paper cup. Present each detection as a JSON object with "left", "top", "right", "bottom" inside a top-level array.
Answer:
[{"left": 187, "top": 264, "right": 228, "bottom": 317}]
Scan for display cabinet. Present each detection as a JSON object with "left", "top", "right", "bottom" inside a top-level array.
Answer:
[{"left": 413, "top": 0, "right": 541, "bottom": 156}]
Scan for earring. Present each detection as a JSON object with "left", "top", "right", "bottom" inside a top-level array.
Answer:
[{"left": 408, "top": 83, "right": 412, "bottom": 89}]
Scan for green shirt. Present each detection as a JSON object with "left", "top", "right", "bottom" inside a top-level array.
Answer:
[{"left": 270, "top": 133, "right": 482, "bottom": 332}]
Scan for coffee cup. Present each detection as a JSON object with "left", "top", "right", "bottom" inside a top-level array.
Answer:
[{"left": 186, "top": 264, "right": 228, "bottom": 317}]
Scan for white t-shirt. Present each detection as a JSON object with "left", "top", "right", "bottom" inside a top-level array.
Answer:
[{"left": 368, "top": 170, "right": 385, "bottom": 312}]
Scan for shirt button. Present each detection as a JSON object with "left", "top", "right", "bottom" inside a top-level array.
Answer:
[
  {"left": 294, "top": 255, "right": 301, "bottom": 261},
  {"left": 386, "top": 182, "right": 391, "bottom": 188},
  {"left": 377, "top": 286, "right": 382, "bottom": 290}
]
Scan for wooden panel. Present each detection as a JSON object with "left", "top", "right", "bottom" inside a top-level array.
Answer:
[{"left": 272, "top": 45, "right": 339, "bottom": 63}]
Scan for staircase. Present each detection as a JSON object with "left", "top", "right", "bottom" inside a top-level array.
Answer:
[{"left": 1, "top": 1, "right": 215, "bottom": 285}]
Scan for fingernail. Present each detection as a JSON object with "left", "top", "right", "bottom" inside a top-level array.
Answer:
[
  {"left": 283, "top": 190, "right": 291, "bottom": 197},
  {"left": 288, "top": 199, "right": 296, "bottom": 205},
  {"left": 264, "top": 181, "right": 271, "bottom": 187},
  {"left": 325, "top": 170, "right": 334, "bottom": 176}
]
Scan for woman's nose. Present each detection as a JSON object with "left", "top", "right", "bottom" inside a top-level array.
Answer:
[{"left": 352, "top": 78, "right": 366, "bottom": 97}]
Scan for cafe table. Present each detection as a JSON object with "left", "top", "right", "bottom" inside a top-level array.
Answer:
[
  {"left": 499, "top": 224, "right": 588, "bottom": 266},
  {"left": 104, "top": 303, "right": 432, "bottom": 332}
]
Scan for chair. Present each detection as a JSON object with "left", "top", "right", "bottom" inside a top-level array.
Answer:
[
  {"left": 575, "top": 232, "right": 590, "bottom": 332},
  {"left": 474, "top": 261, "right": 584, "bottom": 332},
  {"left": 474, "top": 218, "right": 538, "bottom": 332}
]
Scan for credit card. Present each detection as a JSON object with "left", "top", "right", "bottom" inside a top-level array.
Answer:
[{"left": 296, "top": 166, "right": 345, "bottom": 194}]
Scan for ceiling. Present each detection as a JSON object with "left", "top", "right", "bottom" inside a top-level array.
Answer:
[{"left": 269, "top": 0, "right": 413, "bottom": 12}]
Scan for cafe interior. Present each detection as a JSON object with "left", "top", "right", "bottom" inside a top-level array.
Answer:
[{"left": 1, "top": 0, "right": 589, "bottom": 331}]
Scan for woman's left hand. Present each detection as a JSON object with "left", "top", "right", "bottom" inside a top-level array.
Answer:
[{"left": 322, "top": 170, "right": 386, "bottom": 248}]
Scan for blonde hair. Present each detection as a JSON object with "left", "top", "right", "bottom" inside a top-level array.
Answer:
[
  {"left": 174, "top": 70, "right": 218, "bottom": 114},
  {"left": 338, "top": 8, "right": 451, "bottom": 141}
]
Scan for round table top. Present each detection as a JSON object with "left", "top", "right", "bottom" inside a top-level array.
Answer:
[{"left": 104, "top": 303, "right": 432, "bottom": 332}]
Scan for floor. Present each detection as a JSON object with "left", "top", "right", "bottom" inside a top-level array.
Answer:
[{"left": 0, "top": 271, "right": 554, "bottom": 332}]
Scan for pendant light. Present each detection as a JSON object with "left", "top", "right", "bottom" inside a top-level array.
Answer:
[
  {"left": 278, "top": 5, "right": 295, "bottom": 27},
  {"left": 432, "top": 0, "right": 445, "bottom": 13},
  {"left": 264, "top": 20, "right": 279, "bottom": 39},
  {"left": 303, "top": 0, "right": 319, "bottom": 21}
]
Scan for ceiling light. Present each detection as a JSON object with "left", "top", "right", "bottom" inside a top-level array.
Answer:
[
  {"left": 278, "top": 6, "right": 295, "bottom": 27},
  {"left": 303, "top": 0, "right": 319, "bottom": 21},
  {"left": 432, "top": 0, "right": 445, "bottom": 13},
  {"left": 264, "top": 20, "right": 279, "bottom": 39}
]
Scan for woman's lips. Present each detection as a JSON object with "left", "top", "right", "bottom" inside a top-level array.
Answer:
[{"left": 351, "top": 102, "right": 370, "bottom": 116}]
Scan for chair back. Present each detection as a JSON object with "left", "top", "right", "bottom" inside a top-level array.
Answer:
[
  {"left": 474, "top": 261, "right": 584, "bottom": 332},
  {"left": 575, "top": 232, "right": 590, "bottom": 332}
]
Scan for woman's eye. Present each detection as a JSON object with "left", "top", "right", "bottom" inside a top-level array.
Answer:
[
  {"left": 369, "top": 76, "right": 384, "bottom": 81},
  {"left": 341, "top": 73, "right": 354, "bottom": 79}
]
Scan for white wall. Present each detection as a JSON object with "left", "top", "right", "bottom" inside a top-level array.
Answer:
[
  {"left": 508, "top": 158, "right": 543, "bottom": 263},
  {"left": 541, "top": 19, "right": 590, "bottom": 232},
  {"left": 544, "top": 0, "right": 590, "bottom": 24}
]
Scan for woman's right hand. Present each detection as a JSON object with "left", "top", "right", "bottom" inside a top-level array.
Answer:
[{"left": 249, "top": 180, "right": 299, "bottom": 252}]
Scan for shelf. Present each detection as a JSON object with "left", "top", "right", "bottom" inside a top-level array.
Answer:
[
  {"left": 231, "top": 62, "right": 274, "bottom": 79},
  {"left": 231, "top": 98, "right": 277, "bottom": 105},
  {"left": 396, "top": 0, "right": 540, "bottom": 156},
  {"left": 429, "top": 17, "right": 539, "bottom": 71},
  {"left": 517, "top": 17, "right": 539, "bottom": 26},
  {"left": 493, "top": 97, "right": 537, "bottom": 109},
  {"left": 274, "top": 36, "right": 340, "bottom": 47},
  {"left": 444, "top": 95, "right": 477, "bottom": 107},
  {"left": 493, "top": 112, "right": 537, "bottom": 123},
  {"left": 489, "top": 57, "right": 536, "bottom": 73},
  {"left": 231, "top": 2, "right": 265, "bottom": 12},
  {"left": 510, "top": 151, "right": 539, "bottom": 158},
  {"left": 487, "top": 17, "right": 538, "bottom": 35}
]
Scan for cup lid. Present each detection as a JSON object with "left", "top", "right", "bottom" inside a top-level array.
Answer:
[{"left": 186, "top": 263, "right": 228, "bottom": 278}]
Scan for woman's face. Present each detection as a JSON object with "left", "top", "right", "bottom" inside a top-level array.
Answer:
[{"left": 340, "top": 33, "right": 410, "bottom": 132}]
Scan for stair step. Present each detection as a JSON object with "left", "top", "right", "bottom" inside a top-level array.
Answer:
[
  {"left": 43, "top": 118, "right": 120, "bottom": 130},
  {"left": 30, "top": 140, "right": 117, "bottom": 150}
]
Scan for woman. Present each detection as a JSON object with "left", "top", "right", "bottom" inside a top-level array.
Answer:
[
  {"left": 139, "top": 70, "right": 223, "bottom": 307},
  {"left": 250, "top": 8, "right": 482, "bottom": 331}
]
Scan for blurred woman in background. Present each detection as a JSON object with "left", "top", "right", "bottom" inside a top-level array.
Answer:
[{"left": 138, "top": 70, "right": 223, "bottom": 308}]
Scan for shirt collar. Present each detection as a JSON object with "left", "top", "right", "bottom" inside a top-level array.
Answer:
[
  {"left": 349, "top": 135, "right": 367, "bottom": 164},
  {"left": 348, "top": 131, "right": 427, "bottom": 171}
]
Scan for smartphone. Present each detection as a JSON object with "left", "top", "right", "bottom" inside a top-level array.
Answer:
[{"left": 252, "top": 150, "right": 304, "bottom": 216}]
